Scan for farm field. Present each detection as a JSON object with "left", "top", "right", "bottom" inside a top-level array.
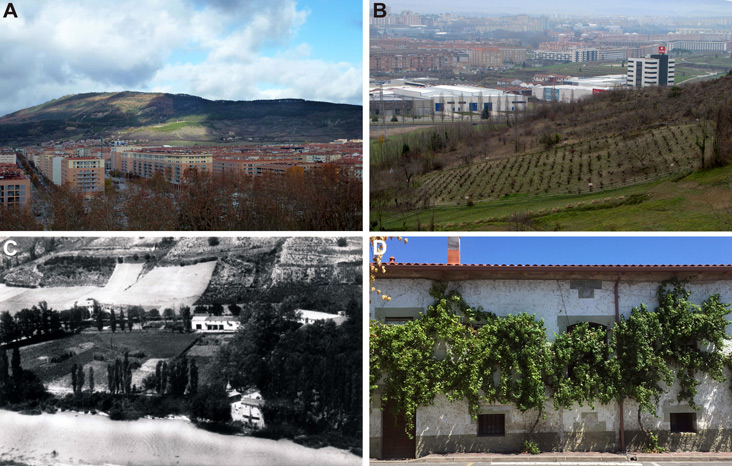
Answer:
[
  {"left": 415, "top": 123, "right": 701, "bottom": 204},
  {"left": 0, "top": 285, "right": 101, "bottom": 314},
  {"left": 90, "top": 261, "right": 216, "bottom": 308},
  {"left": 0, "top": 261, "right": 216, "bottom": 313},
  {"left": 186, "top": 334, "right": 233, "bottom": 386},
  {"left": 17, "top": 331, "right": 201, "bottom": 395},
  {"left": 378, "top": 163, "right": 732, "bottom": 231}
]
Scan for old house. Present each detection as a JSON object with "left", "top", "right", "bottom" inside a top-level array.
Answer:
[
  {"left": 192, "top": 315, "right": 241, "bottom": 332},
  {"left": 370, "top": 239, "right": 732, "bottom": 459}
]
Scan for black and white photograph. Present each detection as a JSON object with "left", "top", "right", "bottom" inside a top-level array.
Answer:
[{"left": 0, "top": 236, "right": 362, "bottom": 466}]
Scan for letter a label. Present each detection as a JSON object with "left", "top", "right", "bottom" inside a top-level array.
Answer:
[{"left": 3, "top": 3, "right": 17, "bottom": 18}]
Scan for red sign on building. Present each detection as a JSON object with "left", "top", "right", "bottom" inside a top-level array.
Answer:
[{"left": 658, "top": 46, "right": 666, "bottom": 54}]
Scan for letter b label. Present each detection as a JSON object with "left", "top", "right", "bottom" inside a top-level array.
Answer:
[{"left": 374, "top": 3, "right": 387, "bottom": 18}]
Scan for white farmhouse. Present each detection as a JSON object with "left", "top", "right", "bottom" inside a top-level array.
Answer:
[
  {"left": 228, "top": 387, "right": 265, "bottom": 428},
  {"left": 191, "top": 315, "right": 241, "bottom": 332},
  {"left": 370, "top": 238, "right": 732, "bottom": 459}
]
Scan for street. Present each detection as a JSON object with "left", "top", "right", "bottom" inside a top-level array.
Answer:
[{"left": 371, "top": 462, "right": 732, "bottom": 466}]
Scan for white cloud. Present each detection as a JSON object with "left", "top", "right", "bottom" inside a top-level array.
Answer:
[
  {"left": 0, "top": 0, "right": 361, "bottom": 117},
  {"left": 152, "top": 56, "right": 362, "bottom": 104}
]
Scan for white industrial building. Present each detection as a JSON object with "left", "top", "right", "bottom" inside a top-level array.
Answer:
[
  {"left": 370, "top": 239, "right": 732, "bottom": 459},
  {"left": 370, "top": 83, "right": 528, "bottom": 119},
  {"left": 627, "top": 54, "right": 675, "bottom": 87},
  {"left": 531, "top": 75, "right": 626, "bottom": 103}
]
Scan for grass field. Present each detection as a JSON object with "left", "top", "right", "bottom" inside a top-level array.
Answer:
[
  {"left": 521, "top": 62, "right": 626, "bottom": 76},
  {"left": 377, "top": 164, "right": 732, "bottom": 231},
  {"left": 18, "top": 331, "right": 201, "bottom": 394}
]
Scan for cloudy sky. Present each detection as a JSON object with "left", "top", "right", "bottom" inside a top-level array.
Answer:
[
  {"left": 0, "top": 0, "right": 362, "bottom": 117},
  {"left": 390, "top": 0, "right": 732, "bottom": 17}
]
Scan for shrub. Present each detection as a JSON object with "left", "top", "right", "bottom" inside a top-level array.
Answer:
[
  {"left": 642, "top": 432, "right": 666, "bottom": 453},
  {"left": 93, "top": 353, "right": 105, "bottom": 361},
  {"left": 142, "top": 373, "right": 158, "bottom": 391},
  {"left": 522, "top": 439, "right": 541, "bottom": 455},
  {"left": 50, "top": 351, "right": 74, "bottom": 364}
]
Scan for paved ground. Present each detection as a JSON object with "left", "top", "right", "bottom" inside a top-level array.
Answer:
[
  {"left": 372, "top": 463, "right": 732, "bottom": 466},
  {"left": 371, "top": 452, "right": 732, "bottom": 465}
]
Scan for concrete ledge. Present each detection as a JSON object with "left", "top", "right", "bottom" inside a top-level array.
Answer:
[
  {"left": 373, "top": 452, "right": 630, "bottom": 463},
  {"left": 371, "top": 451, "right": 732, "bottom": 463}
]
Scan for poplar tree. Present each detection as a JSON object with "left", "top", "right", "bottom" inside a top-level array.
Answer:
[
  {"left": 71, "top": 363, "right": 78, "bottom": 394},
  {"left": 188, "top": 359, "right": 198, "bottom": 396},
  {"left": 76, "top": 364, "right": 85, "bottom": 394}
]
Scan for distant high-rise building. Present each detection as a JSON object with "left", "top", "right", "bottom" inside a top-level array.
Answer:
[{"left": 627, "top": 52, "right": 675, "bottom": 87}]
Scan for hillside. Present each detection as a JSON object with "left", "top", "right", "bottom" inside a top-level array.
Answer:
[
  {"left": 0, "top": 92, "right": 362, "bottom": 144},
  {"left": 372, "top": 73, "right": 732, "bottom": 231},
  {"left": 0, "top": 236, "right": 362, "bottom": 311}
]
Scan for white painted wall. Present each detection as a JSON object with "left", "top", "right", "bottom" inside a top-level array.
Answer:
[
  {"left": 372, "top": 278, "right": 732, "bottom": 339},
  {"left": 371, "top": 276, "right": 732, "bottom": 453}
]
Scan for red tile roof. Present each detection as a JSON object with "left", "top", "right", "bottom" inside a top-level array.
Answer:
[{"left": 375, "top": 263, "right": 732, "bottom": 280}]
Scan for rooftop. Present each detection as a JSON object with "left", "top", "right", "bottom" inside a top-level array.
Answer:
[
  {"left": 376, "top": 262, "right": 732, "bottom": 282},
  {"left": 0, "top": 164, "right": 28, "bottom": 181}
]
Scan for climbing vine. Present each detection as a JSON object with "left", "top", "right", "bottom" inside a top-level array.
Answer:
[
  {"left": 371, "top": 282, "right": 550, "bottom": 434},
  {"left": 371, "top": 280, "right": 732, "bottom": 438},
  {"left": 551, "top": 322, "right": 620, "bottom": 410}
]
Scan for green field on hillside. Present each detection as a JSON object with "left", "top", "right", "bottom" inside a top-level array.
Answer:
[{"left": 376, "top": 164, "right": 732, "bottom": 231}]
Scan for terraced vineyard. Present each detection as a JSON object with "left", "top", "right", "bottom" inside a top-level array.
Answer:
[{"left": 416, "top": 124, "right": 701, "bottom": 205}]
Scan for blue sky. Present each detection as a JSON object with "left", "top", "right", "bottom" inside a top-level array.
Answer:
[
  {"left": 0, "top": 0, "right": 362, "bottom": 117},
  {"left": 376, "top": 237, "right": 732, "bottom": 265}
]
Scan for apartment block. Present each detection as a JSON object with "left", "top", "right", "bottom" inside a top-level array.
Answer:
[
  {"left": 0, "top": 148, "right": 16, "bottom": 165},
  {"left": 61, "top": 157, "right": 105, "bottom": 194},
  {"left": 0, "top": 164, "right": 31, "bottom": 208},
  {"left": 116, "top": 147, "right": 212, "bottom": 184}
]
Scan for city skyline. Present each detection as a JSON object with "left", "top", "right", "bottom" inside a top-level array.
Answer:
[
  {"left": 382, "top": 0, "right": 732, "bottom": 18},
  {"left": 0, "top": 0, "right": 362, "bottom": 118}
]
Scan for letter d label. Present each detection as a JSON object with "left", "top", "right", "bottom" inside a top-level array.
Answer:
[{"left": 373, "top": 240, "right": 387, "bottom": 255}]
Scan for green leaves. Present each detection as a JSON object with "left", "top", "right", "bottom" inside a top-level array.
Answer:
[
  {"left": 371, "top": 280, "right": 732, "bottom": 436},
  {"left": 551, "top": 322, "right": 619, "bottom": 410}
]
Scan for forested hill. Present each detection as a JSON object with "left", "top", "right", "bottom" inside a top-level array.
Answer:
[{"left": 0, "top": 92, "right": 362, "bottom": 144}]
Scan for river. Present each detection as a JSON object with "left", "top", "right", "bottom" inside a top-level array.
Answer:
[{"left": 0, "top": 410, "right": 360, "bottom": 466}]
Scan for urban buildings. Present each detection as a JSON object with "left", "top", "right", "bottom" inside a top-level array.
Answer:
[
  {"left": 111, "top": 147, "right": 213, "bottom": 184},
  {"left": 0, "top": 148, "right": 16, "bottom": 165},
  {"left": 370, "top": 81, "right": 528, "bottom": 120},
  {"left": 627, "top": 53, "right": 676, "bottom": 87},
  {"left": 60, "top": 157, "right": 105, "bottom": 194},
  {"left": 0, "top": 163, "right": 30, "bottom": 208}
]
